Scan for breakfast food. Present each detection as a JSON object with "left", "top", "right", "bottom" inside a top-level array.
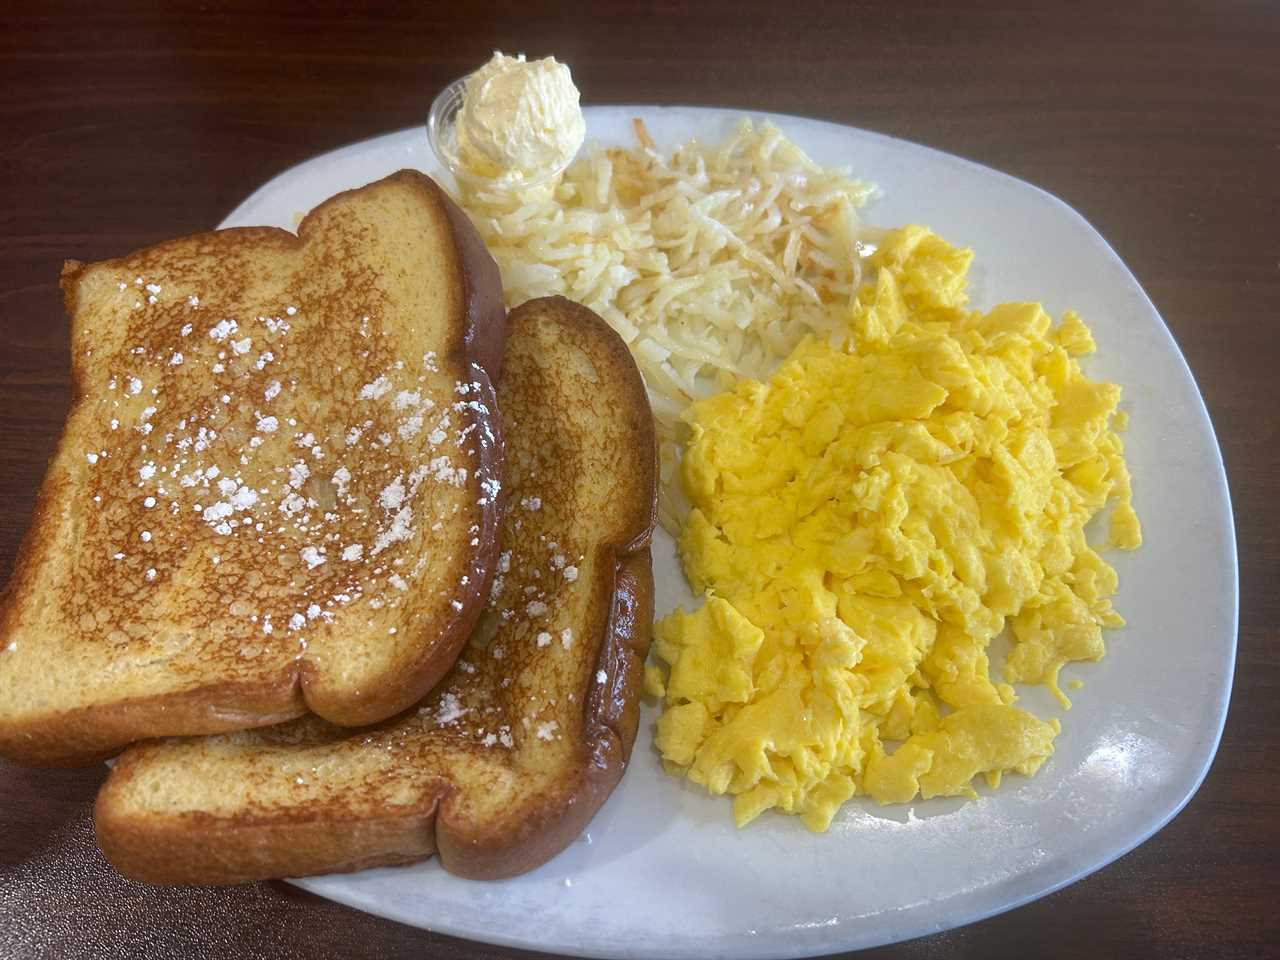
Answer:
[
  {"left": 452, "top": 119, "right": 872, "bottom": 532},
  {"left": 647, "top": 227, "right": 1141, "bottom": 830},
  {"left": 3, "top": 46, "right": 1146, "bottom": 879},
  {"left": 0, "top": 171, "right": 506, "bottom": 766},
  {"left": 450, "top": 51, "right": 586, "bottom": 184},
  {"left": 95, "top": 296, "right": 657, "bottom": 883}
]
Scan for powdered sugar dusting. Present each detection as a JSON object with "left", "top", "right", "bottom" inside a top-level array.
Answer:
[
  {"left": 359, "top": 375, "right": 391, "bottom": 400},
  {"left": 83, "top": 293, "right": 507, "bottom": 671},
  {"left": 435, "top": 692, "right": 467, "bottom": 724},
  {"left": 208, "top": 318, "right": 237, "bottom": 341}
]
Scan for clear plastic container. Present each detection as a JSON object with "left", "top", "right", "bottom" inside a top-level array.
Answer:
[{"left": 427, "top": 76, "right": 574, "bottom": 194}]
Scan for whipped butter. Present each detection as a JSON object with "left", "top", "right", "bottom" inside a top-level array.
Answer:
[{"left": 454, "top": 52, "right": 585, "bottom": 182}]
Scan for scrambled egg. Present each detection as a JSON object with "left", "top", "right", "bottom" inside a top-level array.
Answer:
[{"left": 647, "top": 227, "right": 1141, "bottom": 831}]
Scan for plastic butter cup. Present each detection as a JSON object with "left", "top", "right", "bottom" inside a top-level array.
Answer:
[{"left": 427, "top": 77, "right": 578, "bottom": 197}]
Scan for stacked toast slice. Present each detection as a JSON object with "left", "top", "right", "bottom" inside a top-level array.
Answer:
[
  {"left": 0, "top": 171, "right": 657, "bottom": 880},
  {"left": 96, "top": 297, "right": 656, "bottom": 881},
  {"left": 0, "top": 171, "right": 509, "bottom": 766}
]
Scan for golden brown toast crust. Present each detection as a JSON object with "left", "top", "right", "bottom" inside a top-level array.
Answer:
[
  {"left": 0, "top": 171, "right": 506, "bottom": 765},
  {"left": 94, "top": 296, "right": 657, "bottom": 882}
]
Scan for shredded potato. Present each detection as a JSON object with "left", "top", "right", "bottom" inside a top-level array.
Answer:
[{"left": 454, "top": 119, "right": 874, "bottom": 532}]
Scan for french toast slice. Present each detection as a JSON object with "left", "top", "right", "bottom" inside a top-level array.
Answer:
[
  {"left": 95, "top": 297, "right": 657, "bottom": 882},
  {"left": 0, "top": 170, "right": 506, "bottom": 766}
]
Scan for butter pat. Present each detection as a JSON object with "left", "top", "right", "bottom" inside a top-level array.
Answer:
[{"left": 456, "top": 52, "right": 585, "bottom": 182}]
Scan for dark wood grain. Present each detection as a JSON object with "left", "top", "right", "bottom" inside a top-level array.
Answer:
[{"left": 1, "top": 1, "right": 1276, "bottom": 957}]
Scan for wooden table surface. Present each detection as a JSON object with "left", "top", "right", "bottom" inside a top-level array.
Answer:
[{"left": 1, "top": 2, "right": 1276, "bottom": 957}]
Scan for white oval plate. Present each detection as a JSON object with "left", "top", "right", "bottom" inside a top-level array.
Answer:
[{"left": 221, "top": 106, "right": 1237, "bottom": 959}]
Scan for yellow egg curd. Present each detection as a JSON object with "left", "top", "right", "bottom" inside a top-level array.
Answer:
[{"left": 647, "top": 226, "right": 1142, "bottom": 831}]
